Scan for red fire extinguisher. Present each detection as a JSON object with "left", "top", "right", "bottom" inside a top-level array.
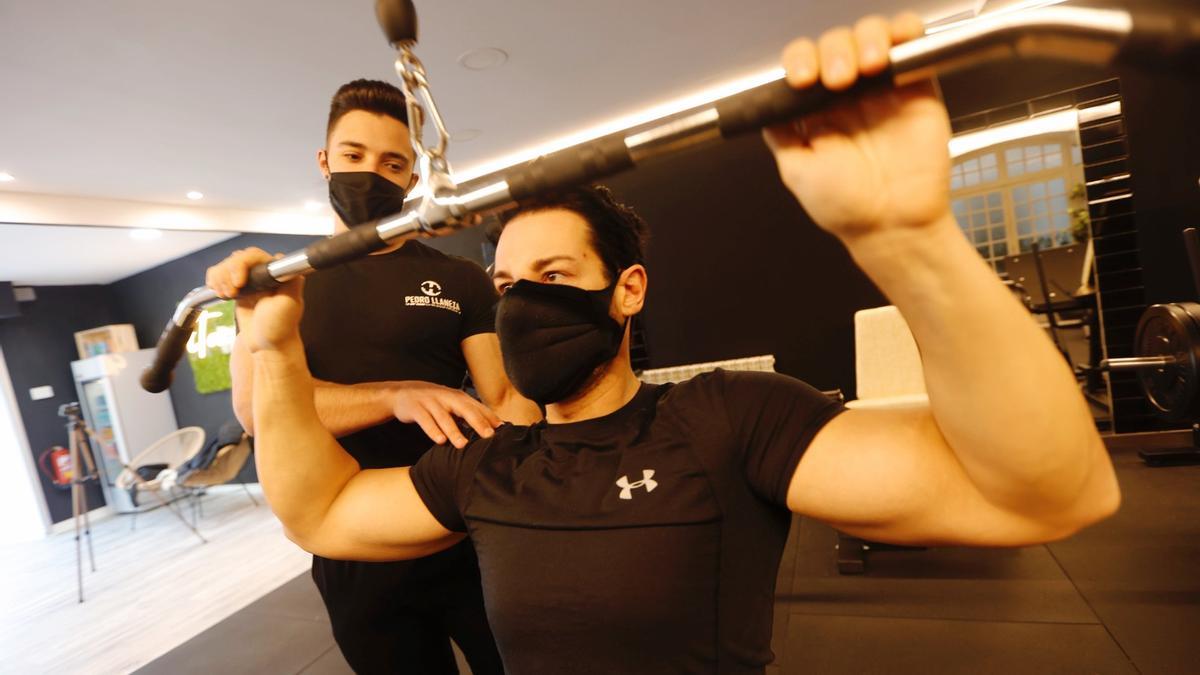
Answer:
[{"left": 38, "top": 446, "right": 73, "bottom": 486}]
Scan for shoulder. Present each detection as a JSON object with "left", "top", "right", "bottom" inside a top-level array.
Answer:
[
  {"left": 403, "top": 241, "right": 483, "bottom": 269},
  {"left": 666, "top": 368, "right": 809, "bottom": 396},
  {"left": 408, "top": 242, "right": 492, "bottom": 283},
  {"left": 664, "top": 369, "right": 836, "bottom": 413},
  {"left": 444, "top": 422, "right": 531, "bottom": 460},
  {"left": 447, "top": 254, "right": 494, "bottom": 286}
]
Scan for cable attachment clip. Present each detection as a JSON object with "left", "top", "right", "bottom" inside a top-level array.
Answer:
[{"left": 394, "top": 42, "right": 455, "bottom": 182}]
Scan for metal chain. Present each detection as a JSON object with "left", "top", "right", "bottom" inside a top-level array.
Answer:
[{"left": 394, "top": 45, "right": 453, "bottom": 177}]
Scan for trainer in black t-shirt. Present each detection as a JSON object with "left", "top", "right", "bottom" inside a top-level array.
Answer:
[
  {"left": 411, "top": 369, "right": 845, "bottom": 674},
  {"left": 300, "top": 239, "right": 506, "bottom": 674},
  {"left": 300, "top": 238, "right": 499, "bottom": 468}
]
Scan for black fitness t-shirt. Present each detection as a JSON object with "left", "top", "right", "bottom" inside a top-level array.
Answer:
[
  {"left": 411, "top": 369, "right": 845, "bottom": 674},
  {"left": 299, "top": 239, "right": 498, "bottom": 468}
]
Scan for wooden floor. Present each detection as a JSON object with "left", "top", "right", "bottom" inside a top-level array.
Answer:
[{"left": 0, "top": 484, "right": 311, "bottom": 674}]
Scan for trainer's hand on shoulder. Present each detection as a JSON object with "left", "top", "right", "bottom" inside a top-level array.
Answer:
[
  {"left": 390, "top": 382, "right": 502, "bottom": 449},
  {"left": 764, "top": 12, "right": 952, "bottom": 242},
  {"left": 205, "top": 247, "right": 302, "bottom": 354}
]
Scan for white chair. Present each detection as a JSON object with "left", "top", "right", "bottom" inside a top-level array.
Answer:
[
  {"left": 846, "top": 305, "right": 929, "bottom": 410},
  {"left": 116, "top": 426, "right": 208, "bottom": 543},
  {"left": 179, "top": 432, "right": 259, "bottom": 522}
]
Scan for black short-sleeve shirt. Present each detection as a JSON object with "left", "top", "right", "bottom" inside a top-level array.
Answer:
[
  {"left": 411, "top": 369, "right": 845, "bottom": 674},
  {"left": 299, "top": 239, "right": 498, "bottom": 468}
]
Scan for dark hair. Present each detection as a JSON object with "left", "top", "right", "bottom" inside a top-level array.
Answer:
[
  {"left": 326, "top": 79, "right": 409, "bottom": 137},
  {"left": 496, "top": 185, "right": 650, "bottom": 282}
]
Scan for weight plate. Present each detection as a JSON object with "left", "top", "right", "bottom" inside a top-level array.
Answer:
[{"left": 1134, "top": 303, "right": 1200, "bottom": 422}]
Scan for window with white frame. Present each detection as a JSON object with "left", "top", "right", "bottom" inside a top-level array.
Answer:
[{"left": 949, "top": 131, "right": 1085, "bottom": 274}]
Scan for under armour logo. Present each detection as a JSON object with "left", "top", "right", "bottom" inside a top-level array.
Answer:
[
  {"left": 420, "top": 280, "right": 442, "bottom": 297},
  {"left": 616, "top": 470, "right": 658, "bottom": 500}
]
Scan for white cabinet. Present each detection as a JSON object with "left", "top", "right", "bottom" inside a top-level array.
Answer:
[{"left": 72, "top": 349, "right": 179, "bottom": 513}]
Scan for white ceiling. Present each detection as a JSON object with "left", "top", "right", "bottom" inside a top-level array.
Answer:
[
  {"left": 0, "top": 0, "right": 969, "bottom": 284},
  {"left": 0, "top": 224, "right": 236, "bottom": 286}
]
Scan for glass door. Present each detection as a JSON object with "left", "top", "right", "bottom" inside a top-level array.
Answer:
[{"left": 81, "top": 380, "right": 122, "bottom": 486}]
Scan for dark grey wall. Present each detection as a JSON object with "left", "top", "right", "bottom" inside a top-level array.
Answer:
[
  {"left": 1116, "top": 65, "right": 1200, "bottom": 306},
  {"left": 107, "top": 229, "right": 493, "bottom": 440},
  {"left": 104, "top": 228, "right": 493, "bottom": 484},
  {"left": 0, "top": 286, "right": 119, "bottom": 522},
  {"left": 108, "top": 233, "right": 322, "bottom": 442},
  {"left": 604, "top": 134, "right": 886, "bottom": 395}
]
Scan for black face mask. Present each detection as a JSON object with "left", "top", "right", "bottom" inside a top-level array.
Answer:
[
  {"left": 496, "top": 279, "right": 627, "bottom": 406},
  {"left": 328, "top": 171, "right": 408, "bottom": 227}
]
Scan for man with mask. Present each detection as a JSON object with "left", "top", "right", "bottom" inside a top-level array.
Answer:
[
  {"left": 207, "top": 79, "right": 538, "bottom": 674},
  {"left": 231, "top": 14, "right": 1121, "bottom": 674}
]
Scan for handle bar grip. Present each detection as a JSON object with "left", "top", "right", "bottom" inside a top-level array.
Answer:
[
  {"left": 305, "top": 223, "right": 389, "bottom": 268},
  {"left": 242, "top": 263, "right": 283, "bottom": 295},
  {"left": 140, "top": 312, "right": 199, "bottom": 393},
  {"left": 715, "top": 70, "right": 894, "bottom": 138},
  {"left": 502, "top": 72, "right": 894, "bottom": 202},
  {"left": 376, "top": 0, "right": 418, "bottom": 46},
  {"left": 505, "top": 134, "right": 635, "bottom": 202},
  {"left": 1118, "top": 11, "right": 1200, "bottom": 75},
  {"left": 239, "top": 223, "right": 388, "bottom": 295}
]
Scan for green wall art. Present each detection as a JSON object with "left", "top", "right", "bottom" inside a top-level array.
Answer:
[{"left": 186, "top": 300, "right": 237, "bottom": 394}]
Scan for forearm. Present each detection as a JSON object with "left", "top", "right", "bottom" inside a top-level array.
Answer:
[
  {"left": 845, "top": 215, "right": 1115, "bottom": 516},
  {"left": 311, "top": 380, "right": 402, "bottom": 437},
  {"left": 233, "top": 336, "right": 392, "bottom": 437},
  {"left": 252, "top": 340, "right": 361, "bottom": 541}
]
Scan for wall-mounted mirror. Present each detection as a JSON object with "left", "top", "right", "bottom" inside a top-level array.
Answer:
[{"left": 946, "top": 78, "right": 1139, "bottom": 434}]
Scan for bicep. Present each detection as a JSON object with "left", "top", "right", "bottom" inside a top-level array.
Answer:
[
  {"left": 302, "top": 467, "right": 462, "bottom": 561},
  {"left": 786, "top": 406, "right": 1071, "bottom": 547}
]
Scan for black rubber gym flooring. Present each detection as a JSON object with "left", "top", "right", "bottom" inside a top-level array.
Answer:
[{"left": 138, "top": 447, "right": 1199, "bottom": 674}]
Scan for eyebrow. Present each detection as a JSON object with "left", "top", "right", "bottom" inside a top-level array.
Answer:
[
  {"left": 336, "top": 141, "right": 412, "bottom": 164},
  {"left": 492, "top": 255, "right": 577, "bottom": 281}
]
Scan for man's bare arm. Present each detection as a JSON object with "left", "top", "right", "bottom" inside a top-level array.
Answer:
[
  {"left": 231, "top": 330, "right": 395, "bottom": 436},
  {"left": 249, "top": 296, "right": 459, "bottom": 561},
  {"left": 774, "top": 14, "right": 1118, "bottom": 545},
  {"left": 235, "top": 330, "right": 485, "bottom": 438},
  {"left": 219, "top": 249, "right": 500, "bottom": 446}
]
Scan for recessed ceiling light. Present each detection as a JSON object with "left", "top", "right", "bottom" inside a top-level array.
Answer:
[
  {"left": 453, "top": 129, "right": 482, "bottom": 143},
  {"left": 0, "top": 172, "right": 14, "bottom": 182},
  {"left": 186, "top": 191, "right": 204, "bottom": 200},
  {"left": 304, "top": 200, "right": 325, "bottom": 212},
  {"left": 457, "top": 47, "right": 508, "bottom": 71},
  {"left": 130, "top": 228, "right": 163, "bottom": 241}
]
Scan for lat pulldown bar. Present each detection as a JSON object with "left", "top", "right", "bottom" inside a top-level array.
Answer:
[{"left": 141, "top": 1, "right": 1200, "bottom": 393}]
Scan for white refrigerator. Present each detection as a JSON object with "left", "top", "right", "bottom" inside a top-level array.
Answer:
[{"left": 71, "top": 349, "right": 180, "bottom": 513}]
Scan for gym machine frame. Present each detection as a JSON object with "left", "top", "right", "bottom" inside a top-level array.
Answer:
[
  {"left": 1088, "top": 227, "right": 1200, "bottom": 465},
  {"left": 142, "top": 2, "right": 1200, "bottom": 424}
]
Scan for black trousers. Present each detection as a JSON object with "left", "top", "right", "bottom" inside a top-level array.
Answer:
[{"left": 312, "top": 539, "right": 504, "bottom": 674}]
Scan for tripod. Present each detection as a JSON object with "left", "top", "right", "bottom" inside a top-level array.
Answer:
[{"left": 61, "top": 404, "right": 98, "bottom": 603}]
